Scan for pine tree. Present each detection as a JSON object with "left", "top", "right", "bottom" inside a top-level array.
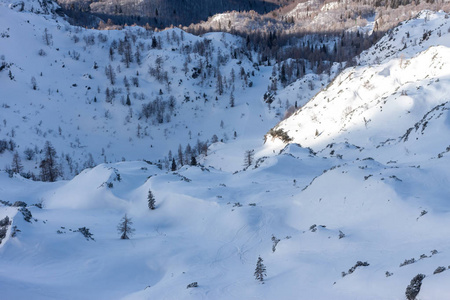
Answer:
[
  {"left": 254, "top": 256, "right": 266, "bottom": 282},
  {"left": 109, "top": 46, "right": 114, "bottom": 61},
  {"left": 229, "top": 90, "right": 235, "bottom": 108},
  {"left": 190, "top": 156, "right": 197, "bottom": 166},
  {"left": 148, "top": 190, "right": 156, "bottom": 210},
  {"left": 280, "top": 63, "right": 287, "bottom": 87},
  {"left": 151, "top": 36, "right": 158, "bottom": 48},
  {"left": 171, "top": 158, "right": 177, "bottom": 171},
  {"left": 117, "top": 214, "right": 135, "bottom": 239}
]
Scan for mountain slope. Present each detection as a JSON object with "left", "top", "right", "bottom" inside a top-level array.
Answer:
[
  {"left": 1, "top": 3, "right": 450, "bottom": 300},
  {"left": 2, "top": 1, "right": 326, "bottom": 177},
  {"left": 2, "top": 141, "right": 450, "bottom": 299},
  {"left": 268, "top": 11, "right": 450, "bottom": 163}
]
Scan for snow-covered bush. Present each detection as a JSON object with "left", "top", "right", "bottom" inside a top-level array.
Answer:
[
  {"left": 19, "top": 207, "right": 33, "bottom": 222},
  {"left": 342, "top": 261, "right": 369, "bottom": 277},
  {"left": 186, "top": 282, "right": 198, "bottom": 288},
  {"left": 12, "top": 201, "right": 27, "bottom": 207},
  {"left": 400, "top": 258, "right": 415, "bottom": 267},
  {"left": 433, "top": 266, "right": 446, "bottom": 274},
  {"left": 0, "top": 216, "right": 10, "bottom": 227},
  {"left": 271, "top": 235, "right": 280, "bottom": 253},
  {"left": 405, "top": 274, "right": 425, "bottom": 300},
  {"left": 78, "top": 227, "right": 94, "bottom": 241},
  {"left": 267, "top": 128, "right": 292, "bottom": 143},
  {"left": 0, "top": 216, "right": 11, "bottom": 244}
]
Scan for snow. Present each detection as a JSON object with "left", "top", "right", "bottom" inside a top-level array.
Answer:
[
  {"left": 0, "top": 2, "right": 292, "bottom": 177},
  {"left": 270, "top": 11, "right": 450, "bottom": 165},
  {"left": 1, "top": 1, "right": 450, "bottom": 299}
]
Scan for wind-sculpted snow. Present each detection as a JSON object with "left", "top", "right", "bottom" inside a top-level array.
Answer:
[{"left": 1, "top": 142, "right": 450, "bottom": 299}]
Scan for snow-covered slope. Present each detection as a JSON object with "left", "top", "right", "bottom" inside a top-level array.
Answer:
[
  {"left": 2, "top": 0, "right": 318, "bottom": 177},
  {"left": 2, "top": 2, "right": 450, "bottom": 300},
  {"left": 2, "top": 142, "right": 450, "bottom": 299},
  {"left": 268, "top": 11, "right": 450, "bottom": 163}
]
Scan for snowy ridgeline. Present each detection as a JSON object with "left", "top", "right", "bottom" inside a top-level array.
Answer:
[
  {"left": 268, "top": 11, "right": 450, "bottom": 164},
  {"left": 1, "top": 2, "right": 450, "bottom": 300}
]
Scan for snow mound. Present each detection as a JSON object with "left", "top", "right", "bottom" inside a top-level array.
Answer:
[{"left": 44, "top": 162, "right": 156, "bottom": 209}]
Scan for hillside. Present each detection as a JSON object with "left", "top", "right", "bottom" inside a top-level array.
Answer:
[
  {"left": 1, "top": 1, "right": 450, "bottom": 300},
  {"left": 1, "top": 0, "right": 333, "bottom": 178},
  {"left": 268, "top": 10, "right": 450, "bottom": 163}
]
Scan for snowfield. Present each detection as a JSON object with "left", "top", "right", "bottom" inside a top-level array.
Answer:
[{"left": 1, "top": 1, "right": 450, "bottom": 299}]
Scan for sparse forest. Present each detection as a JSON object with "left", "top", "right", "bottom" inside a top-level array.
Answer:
[{"left": 2, "top": 0, "right": 450, "bottom": 298}]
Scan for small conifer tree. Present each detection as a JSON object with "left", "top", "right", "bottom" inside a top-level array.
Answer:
[
  {"left": 254, "top": 256, "right": 267, "bottom": 282},
  {"left": 171, "top": 158, "right": 177, "bottom": 171},
  {"left": 229, "top": 91, "right": 235, "bottom": 107},
  {"left": 148, "top": 190, "right": 156, "bottom": 210}
]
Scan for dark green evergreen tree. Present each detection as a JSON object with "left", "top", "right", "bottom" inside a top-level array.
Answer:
[
  {"left": 151, "top": 36, "right": 158, "bottom": 48},
  {"left": 254, "top": 256, "right": 266, "bottom": 282},
  {"left": 148, "top": 190, "right": 156, "bottom": 210},
  {"left": 171, "top": 158, "right": 177, "bottom": 171}
]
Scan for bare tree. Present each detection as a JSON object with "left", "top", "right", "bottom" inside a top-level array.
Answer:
[
  {"left": 11, "top": 151, "right": 23, "bottom": 174},
  {"left": 43, "top": 28, "right": 52, "bottom": 46},
  {"left": 39, "top": 141, "right": 59, "bottom": 182},
  {"left": 105, "top": 64, "right": 116, "bottom": 85},
  {"left": 117, "top": 214, "right": 135, "bottom": 239},
  {"left": 216, "top": 69, "right": 224, "bottom": 96},
  {"left": 244, "top": 150, "right": 254, "bottom": 168}
]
